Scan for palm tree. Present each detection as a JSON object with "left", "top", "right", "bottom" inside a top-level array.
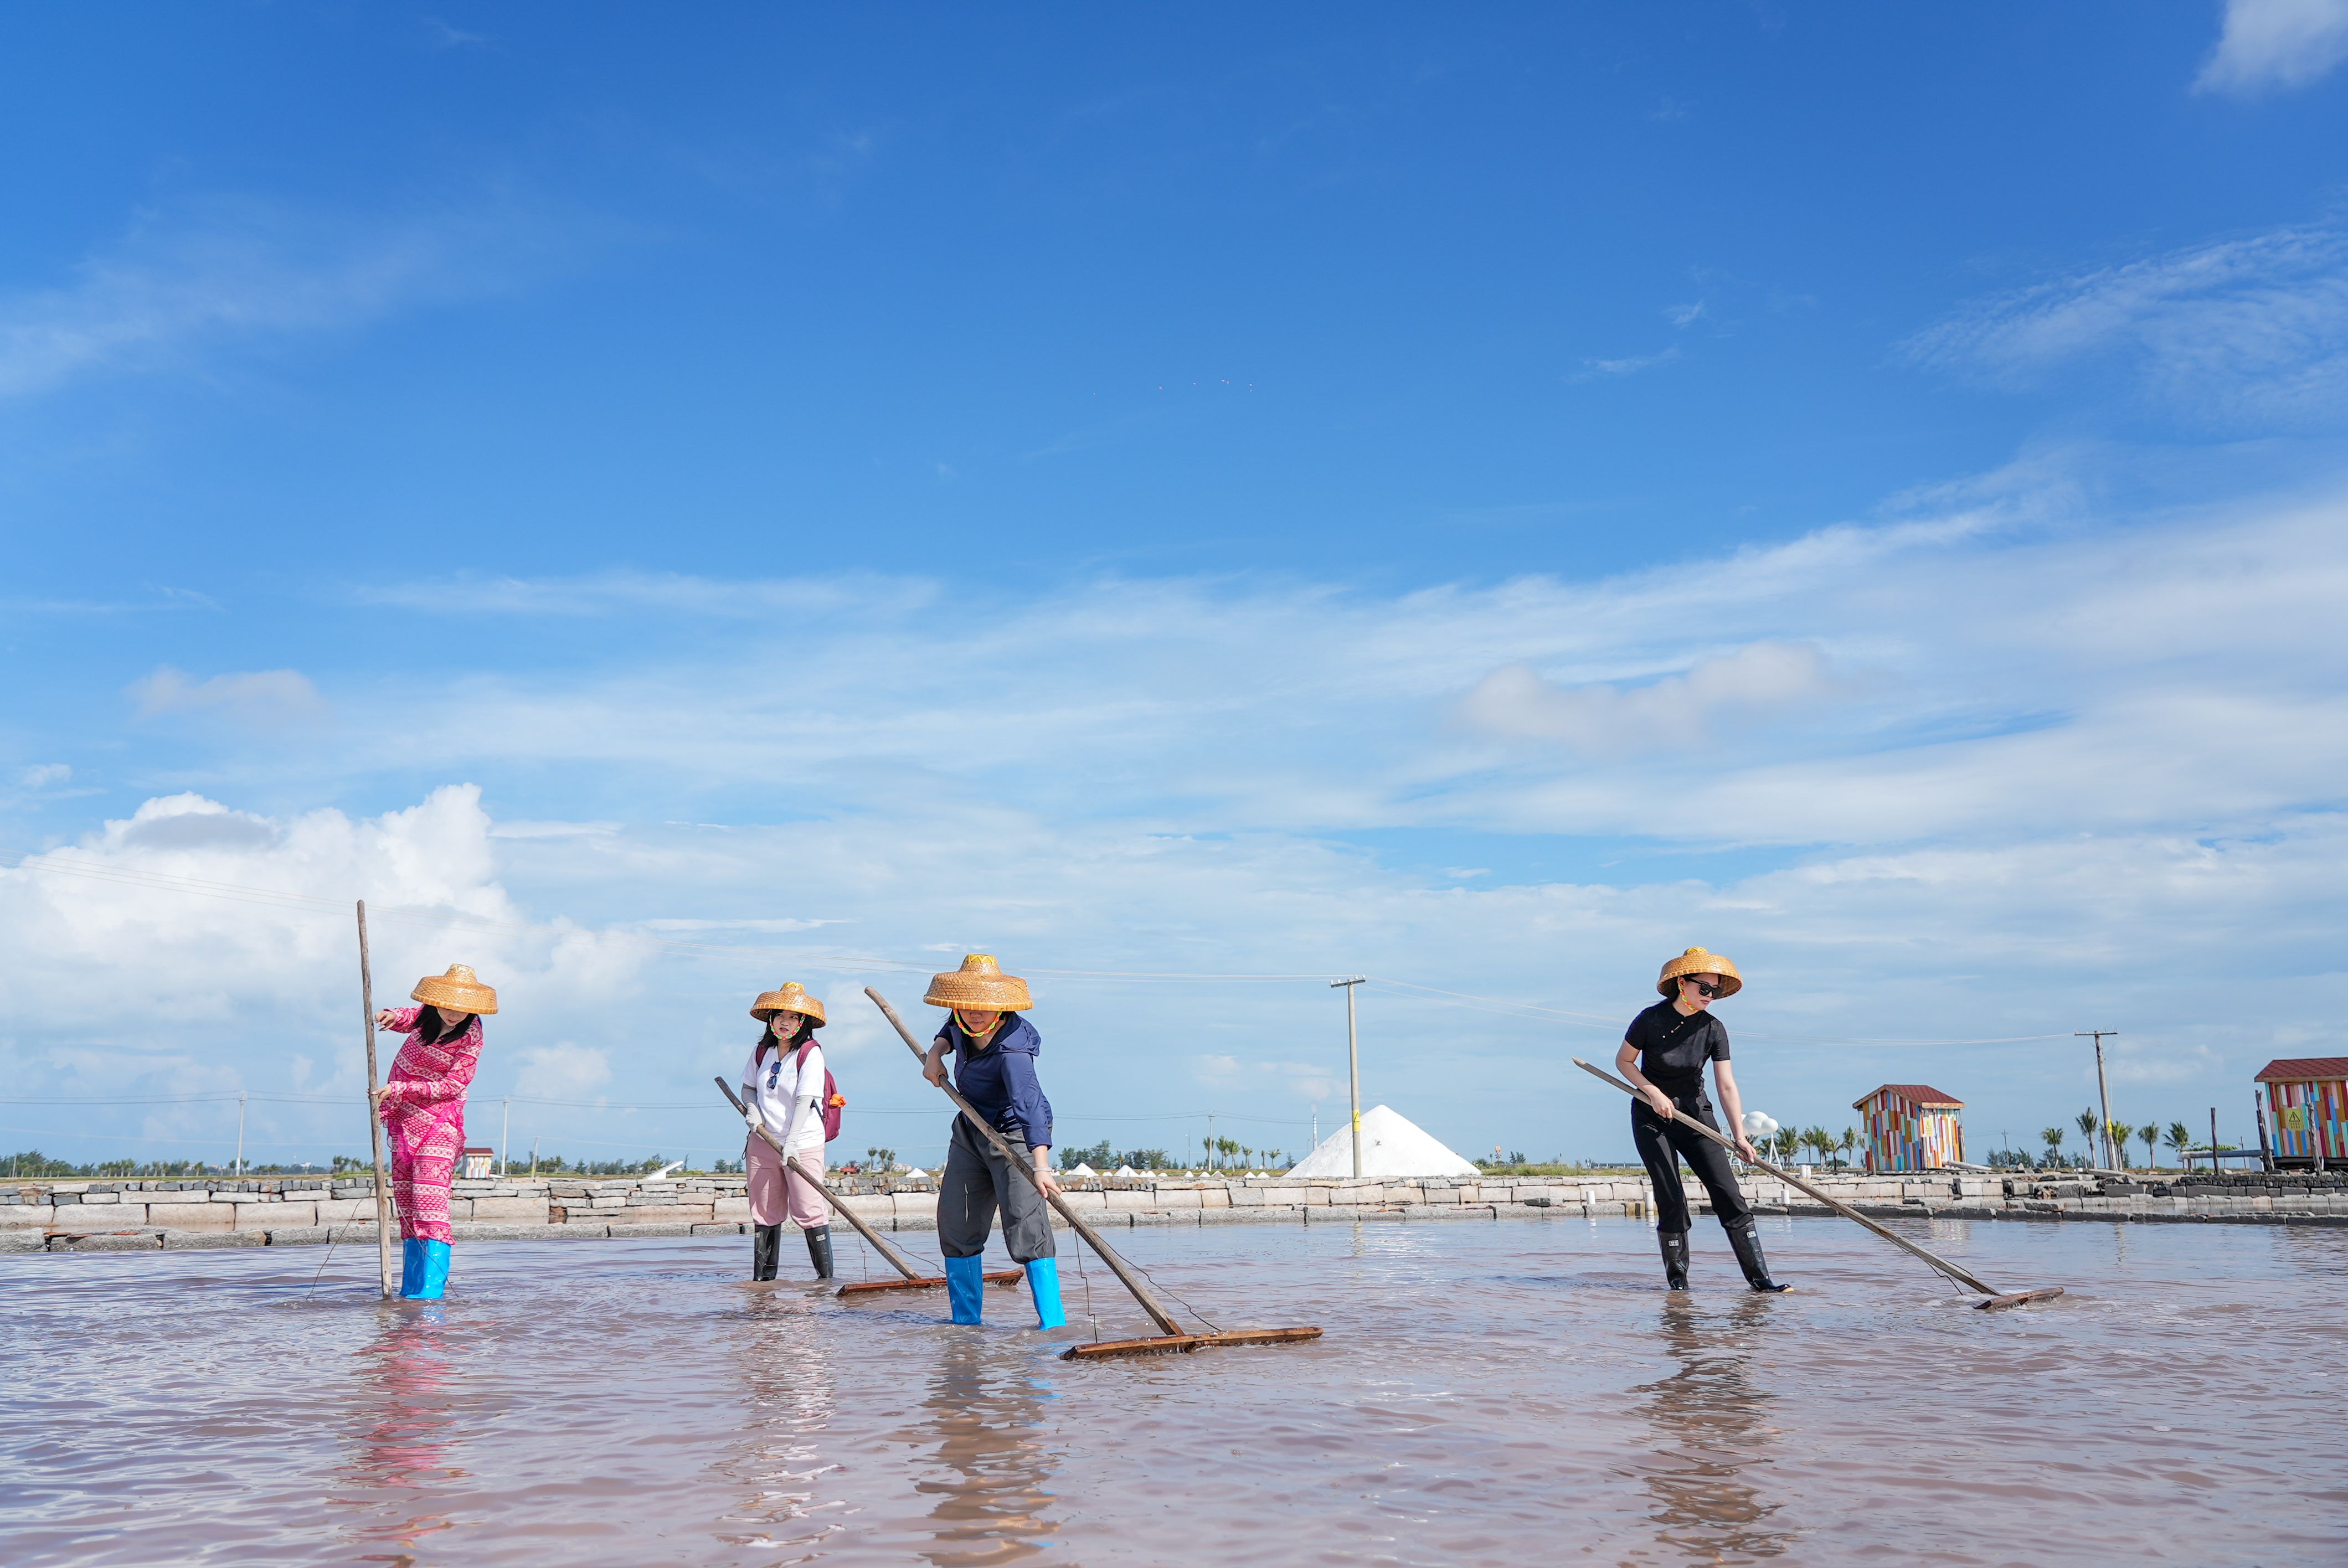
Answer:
[
  {"left": 2041, "top": 1127, "right": 2065, "bottom": 1167},
  {"left": 2139, "top": 1124, "right": 2159, "bottom": 1170},
  {"left": 2076, "top": 1110, "right": 2102, "bottom": 1166},
  {"left": 2165, "top": 1121, "right": 2194, "bottom": 1172},
  {"left": 1772, "top": 1127, "right": 1800, "bottom": 1163},
  {"left": 2105, "top": 1120, "right": 2130, "bottom": 1170},
  {"left": 1837, "top": 1127, "right": 1858, "bottom": 1169},
  {"left": 1801, "top": 1127, "right": 1833, "bottom": 1168}
]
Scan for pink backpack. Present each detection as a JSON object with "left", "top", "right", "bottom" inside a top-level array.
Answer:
[{"left": 796, "top": 1039, "right": 846, "bottom": 1141}]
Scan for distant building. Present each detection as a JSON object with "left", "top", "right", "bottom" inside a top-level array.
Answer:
[
  {"left": 461, "top": 1147, "right": 496, "bottom": 1179},
  {"left": 1853, "top": 1085, "right": 1965, "bottom": 1172},
  {"left": 2255, "top": 1058, "right": 2346, "bottom": 1169}
]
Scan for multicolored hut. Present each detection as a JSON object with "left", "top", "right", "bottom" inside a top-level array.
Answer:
[
  {"left": 1853, "top": 1084, "right": 1965, "bottom": 1172},
  {"left": 2256, "top": 1057, "right": 2347, "bottom": 1169}
]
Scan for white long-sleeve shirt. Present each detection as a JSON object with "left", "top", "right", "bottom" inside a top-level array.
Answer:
[{"left": 742, "top": 1039, "right": 827, "bottom": 1157}]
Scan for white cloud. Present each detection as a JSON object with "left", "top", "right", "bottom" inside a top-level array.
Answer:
[
  {"left": 20, "top": 764, "right": 71, "bottom": 788},
  {"left": 1904, "top": 223, "right": 2348, "bottom": 427},
  {"left": 129, "top": 667, "right": 329, "bottom": 728},
  {"left": 1456, "top": 642, "right": 1834, "bottom": 752},
  {"left": 13, "top": 458, "right": 2348, "bottom": 1166},
  {"left": 2194, "top": 0, "right": 2348, "bottom": 96},
  {"left": 515, "top": 1041, "right": 611, "bottom": 1098},
  {"left": 0, "top": 194, "right": 594, "bottom": 399}
]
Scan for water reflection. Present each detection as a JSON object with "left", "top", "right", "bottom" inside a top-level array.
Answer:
[
  {"left": 717, "top": 1284, "right": 842, "bottom": 1555},
  {"left": 902, "top": 1335, "right": 1060, "bottom": 1566},
  {"left": 1628, "top": 1296, "right": 1789, "bottom": 1562},
  {"left": 336, "top": 1305, "right": 468, "bottom": 1562}
]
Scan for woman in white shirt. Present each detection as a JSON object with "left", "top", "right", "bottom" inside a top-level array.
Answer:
[{"left": 740, "top": 982, "right": 834, "bottom": 1281}]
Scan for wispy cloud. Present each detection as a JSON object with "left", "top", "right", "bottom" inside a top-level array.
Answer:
[
  {"left": 2194, "top": 0, "right": 2348, "bottom": 96},
  {"left": 0, "top": 193, "right": 599, "bottom": 399},
  {"left": 129, "top": 667, "right": 330, "bottom": 728},
  {"left": 1903, "top": 222, "right": 2348, "bottom": 427},
  {"left": 1457, "top": 642, "right": 1835, "bottom": 753},
  {"left": 1573, "top": 344, "right": 1680, "bottom": 380}
]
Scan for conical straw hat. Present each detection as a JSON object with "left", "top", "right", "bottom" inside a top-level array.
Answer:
[
  {"left": 1657, "top": 946, "right": 1742, "bottom": 998},
  {"left": 412, "top": 963, "right": 499, "bottom": 1015},
  {"left": 750, "top": 981, "right": 827, "bottom": 1026},
  {"left": 924, "top": 953, "right": 1033, "bottom": 1012}
]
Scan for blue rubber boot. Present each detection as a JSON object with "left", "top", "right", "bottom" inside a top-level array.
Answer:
[
  {"left": 945, "top": 1254, "right": 985, "bottom": 1324},
  {"left": 1025, "top": 1258, "right": 1066, "bottom": 1330},
  {"left": 398, "top": 1237, "right": 428, "bottom": 1298},
  {"left": 411, "top": 1240, "right": 452, "bottom": 1300}
]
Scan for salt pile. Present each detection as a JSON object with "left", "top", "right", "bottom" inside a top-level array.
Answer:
[{"left": 1283, "top": 1105, "right": 1480, "bottom": 1178}]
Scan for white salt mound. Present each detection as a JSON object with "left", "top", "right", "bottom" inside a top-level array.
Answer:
[{"left": 1284, "top": 1105, "right": 1480, "bottom": 1179}]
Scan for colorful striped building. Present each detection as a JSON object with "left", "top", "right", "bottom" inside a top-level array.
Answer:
[
  {"left": 1853, "top": 1084, "right": 1965, "bottom": 1172},
  {"left": 2256, "top": 1058, "right": 2347, "bottom": 1168}
]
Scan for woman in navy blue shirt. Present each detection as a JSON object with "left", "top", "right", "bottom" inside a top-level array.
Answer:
[
  {"left": 921, "top": 953, "right": 1065, "bottom": 1329},
  {"left": 1614, "top": 946, "right": 1789, "bottom": 1294}
]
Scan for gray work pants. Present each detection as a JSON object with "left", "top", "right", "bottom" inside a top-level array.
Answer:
[{"left": 936, "top": 1115, "right": 1055, "bottom": 1263}]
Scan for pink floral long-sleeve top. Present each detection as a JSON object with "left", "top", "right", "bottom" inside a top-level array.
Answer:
[{"left": 378, "top": 1007, "right": 485, "bottom": 1160}]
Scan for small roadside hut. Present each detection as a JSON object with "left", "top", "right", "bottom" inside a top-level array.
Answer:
[
  {"left": 1853, "top": 1084, "right": 1965, "bottom": 1172},
  {"left": 2255, "top": 1057, "right": 2347, "bottom": 1169}
]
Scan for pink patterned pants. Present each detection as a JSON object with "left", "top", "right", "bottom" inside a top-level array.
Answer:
[{"left": 390, "top": 1114, "right": 466, "bottom": 1242}]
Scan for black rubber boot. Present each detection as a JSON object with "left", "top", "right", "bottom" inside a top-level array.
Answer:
[
  {"left": 1659, "top": 1230, "right": 1690, "bottom": 1290},
  {"left": 752, "top": 1224, "right": 782, "bottom": 1281},
  {"left": 1725, "top": 1219, "right": 1790, "bottom": 1292},
  {"left": 803, "top": 1224, "right": 834, "bottom": 1281}
]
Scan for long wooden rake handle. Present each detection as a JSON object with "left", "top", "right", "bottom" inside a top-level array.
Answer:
[
  {"left": 866, "top": 988, "right": 1187, "bottom": 1338},
  {"left": 715, "top": 1075, "right": 930, "bottom": 1282},
  {"left": 1572, "top": 1057, "right": 2003, "bottom": 1297}
]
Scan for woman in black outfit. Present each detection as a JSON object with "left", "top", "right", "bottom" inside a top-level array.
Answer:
[{"left": 1615, "top": 946, "right": 1789, "bottom": 1293}]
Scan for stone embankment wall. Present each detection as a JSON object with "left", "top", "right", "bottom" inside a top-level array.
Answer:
[{"left": 6, "top": 1169, "right": 2345, "bottom": 1254}]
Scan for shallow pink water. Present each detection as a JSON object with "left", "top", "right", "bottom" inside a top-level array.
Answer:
[{"left": 6, "top": 1215, "right": 2345, "bottom": 1565}]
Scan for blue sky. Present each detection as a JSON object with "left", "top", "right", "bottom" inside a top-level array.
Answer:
[{"left": 6, "top": 2, "right": 2348, "bottom": 1172}]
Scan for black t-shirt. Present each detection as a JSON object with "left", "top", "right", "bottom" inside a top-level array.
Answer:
[{"left": 1625, "top": 999, "right": 1729, "bottom": 1095}]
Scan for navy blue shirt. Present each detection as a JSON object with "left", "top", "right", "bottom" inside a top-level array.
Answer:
[{"left": 938, "top": 1014, "right": 1054, "bottom": 1149}]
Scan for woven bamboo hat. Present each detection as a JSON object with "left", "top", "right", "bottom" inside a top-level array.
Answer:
[
  {"left": 1657, "top": 946, "right": 1742, "bottom": 999},
  {"left": 924, "top": 953, "right": 1033, "bottom": 1012},
  {"left": 750, "top": 981, "right": 827, "bottom": 1027},
  {"left": 412, "top": 963, "right": 498, "bottom": 1015}
]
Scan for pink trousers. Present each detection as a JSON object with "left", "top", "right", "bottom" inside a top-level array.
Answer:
[{"left": 745, "top": 1136, "right": 827, "bottom": 1227}]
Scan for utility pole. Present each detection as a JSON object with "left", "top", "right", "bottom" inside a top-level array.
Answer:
[
  {"left": 2209, "top": 1106, "right": 2220, "bottom": 1174},
  {"left": 1331, "top": 977, "right": 1366, "bottom": 1178},
  {"left": 2076, "top": 1031, "right": 2118, "bottom": 1169},
  {"left": 501, "top": 1097, "right": 511, "bottom": 1178},
  {"left": 1207, "top": 1112, "right": 1215, "bottom": 1173},
  {"left": 234, "top": 1091, "right": 248, "bottom": 1178},
  {"left": 530, "top": 1136, "right": 540, "bottom": 1178}
]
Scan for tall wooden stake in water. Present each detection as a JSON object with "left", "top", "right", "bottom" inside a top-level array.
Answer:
[
  {"left": 1332, "top": 976, "right": 1365, "bottom": 1177},
  {"left": 357, "top": 901, "right": 394, "bottom": 1298},
  {"left": 2077, "top": 1029, "right": 2118, "bottom": 1169}
]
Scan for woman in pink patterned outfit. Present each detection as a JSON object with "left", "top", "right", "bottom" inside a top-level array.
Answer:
[{"left": 372, "top": 963, "right": 497, "bottom": 1299}]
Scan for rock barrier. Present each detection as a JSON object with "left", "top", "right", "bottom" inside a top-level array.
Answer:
[{"left": 6, "top": 1169, "right": 2344, "bottom": 1253}]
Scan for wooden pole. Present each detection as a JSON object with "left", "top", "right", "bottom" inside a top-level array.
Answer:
[
  {"left": 713, "top": 1076, "right": 932, "bottom": 1282},
  {"left": 1573, "top": 1058, "right": 2020, "bottom": 1299},
  {"left": 357, "top": 901, "right": 394, "bottom": 1299},
  {"left": 866, "top": 987, "right": 1187, "bottom": 1338}
]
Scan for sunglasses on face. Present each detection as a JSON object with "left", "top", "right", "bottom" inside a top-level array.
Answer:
[{"left": 1682, "top": 978, "right": 1723, "bottom": 998}]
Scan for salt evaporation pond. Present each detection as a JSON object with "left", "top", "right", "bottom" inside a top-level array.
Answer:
[{"left": 6, "top": 1215, "right": 2345, "bottom": 1565}]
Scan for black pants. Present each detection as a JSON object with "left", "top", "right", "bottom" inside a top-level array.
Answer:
[{"left": 1632, "top": 1091, "right": 1752, "bottom": 1235}]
